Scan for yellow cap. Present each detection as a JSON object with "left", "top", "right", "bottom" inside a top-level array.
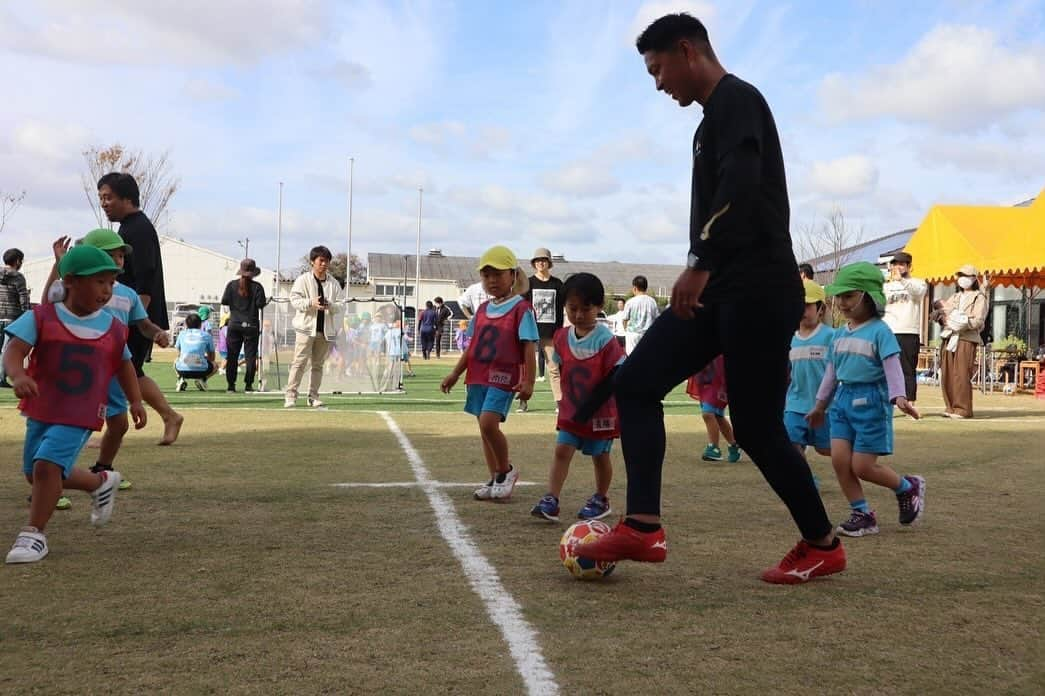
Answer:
[
  {"left": 476, "top": 245, "right": 518, "bottom": 271},
  {"left": 803, "top": 278, "right": 826, "bottom": 304}
]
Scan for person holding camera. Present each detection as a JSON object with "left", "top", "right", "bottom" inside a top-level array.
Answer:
[
  {"left": 285, "top": 246, "right": 343, "bottom": 408},
  {"left": 882, "top": 252, "right": 927, "bottom": 406},
  {"left": 221, "top": 258, "right": 268, "bottom": 393}
]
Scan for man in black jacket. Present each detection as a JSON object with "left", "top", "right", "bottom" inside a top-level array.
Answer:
[
  {"left": 99, "top": 173, "right": 184, "bottom": 447},
  {"left": 577, "top": 13, "right": 844, "bottom": 584}
]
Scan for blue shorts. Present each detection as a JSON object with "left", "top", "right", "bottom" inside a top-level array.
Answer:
[
  {"left": 556, "top": 430, "right": 613, "bottom": 456},
  {"left": 784, "top": 410, "right": 831, "bottom": 451},
  {"left": 464, "top": 385, "right": 515, "bottom": 422},
  {"left": 829, "top": 383, "right": 893, "bottom": 455},
  {"left": 701, "top": 403, "right": 726, "bottom": 417},
  {"left": 107, "top": 377, "right": 128, "bottom": 418},
  {"left": 23, "top": 418, "right": 93, "bottom": 479}
]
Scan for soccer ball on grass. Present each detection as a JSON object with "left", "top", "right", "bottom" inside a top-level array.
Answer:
[{"left": 559, "top": 520, "right": 616, "bottom": 580}]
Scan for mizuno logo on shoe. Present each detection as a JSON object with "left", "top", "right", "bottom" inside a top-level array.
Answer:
[
  {"left": 651, "top": 541, "right": 667, "bottom": 550},
  {"left": 785, "top": 560, "right": 824, "bottom": 581}
]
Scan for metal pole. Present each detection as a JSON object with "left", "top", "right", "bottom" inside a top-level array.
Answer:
[
  {"left": 414, "top": 187, "right": 423, "bottom": 355},
  {"left": 347, "top": 157, "right": 354, "bottom": 300}
]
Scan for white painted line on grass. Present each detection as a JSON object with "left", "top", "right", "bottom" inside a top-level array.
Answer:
[
  {"left": 378, "top": 411, "right": 559, "bottom": 696},
  {"left": 332, "top": 481, "right": 540, "bottom": 488}
]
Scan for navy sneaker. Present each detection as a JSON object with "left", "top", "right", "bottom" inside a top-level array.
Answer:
[
  {"left": 836, "top": 510, "right": 879, "bottom": 537},
  {"left": 897, "top": 475, "right": 926, "bottom": 525},
  {"left": 530, "top": 494, "right": 559, "bottom": 522},
  {"left": 577, "top": 493, "right": 611, "bottom": 520}
]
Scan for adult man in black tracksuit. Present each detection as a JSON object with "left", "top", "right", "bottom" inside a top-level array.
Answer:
[{"left": 577, "top": 13, "right": 845, "bottom": 584}]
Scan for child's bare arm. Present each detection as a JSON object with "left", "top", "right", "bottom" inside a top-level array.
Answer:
[
  {"left": 3, "top": 338, "right": 37, "bottom": 398},
  {"left": 134, "top": 318, "right": 170, "bottom": 347},
  {"left": 516, "top": 341, "right": 538, "bottom": 401},
  {"left": 441, "top": 352, "right": 470, "bottom": 393},
  {"left": 116, "top": 360, "right": 147, "bottom": 429}
]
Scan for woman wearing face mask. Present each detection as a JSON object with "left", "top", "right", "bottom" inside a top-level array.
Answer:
[{"left": 932, "top": 265, "right": 988, "bottom": 418}]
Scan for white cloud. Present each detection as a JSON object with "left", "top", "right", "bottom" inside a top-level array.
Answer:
[
  {"left": 182, "top": 78, "right": 240, "bottom": 102},
  {"left": 12, "top": 121, "right": 90, "bottom": 163},
  {"left": 541, "top": 162, "right": 621, "bottom": 198},
  {"left": 820, "top": 24, "right": 1045, "bottom": 130},
  {"left": 408, "top": 121, "right": 467, "bottom": 148},
  {"left": 0, "top": 1, "right": 332, "bottom": 66},
  {"left": 913, "top": 134, "right": 1045, "bottom": 181},
  {"left": 808, "top": 155, "right": 879, "bottom": 199},
  {"left": 629, "top": 1, "right": 718, "bottom": 43},
  {"left": 313, "top": 60, "right": 373, "bottom": 90}
]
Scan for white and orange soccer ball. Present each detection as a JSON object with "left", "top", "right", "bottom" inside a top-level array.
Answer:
[{"left": 559, "top": 520, "right": 617, "bottom": 580}]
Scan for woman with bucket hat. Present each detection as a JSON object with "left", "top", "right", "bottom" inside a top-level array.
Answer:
[
  {"left": 523, "top": 247, "right": 565, "bottom": 411},
  {"left": 220, "top": 258, "right": 268, "bottom": 392},
  {"left": 931, "top": 265, "right": 988, "bottom": 418}
]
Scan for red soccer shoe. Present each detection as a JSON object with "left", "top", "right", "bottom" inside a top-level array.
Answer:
[
  {"left": 761, "top": 539, "right": 846, "bottom": 584},
  {"left": 574, "top": 520, "right": 667, "bottom": 563}
]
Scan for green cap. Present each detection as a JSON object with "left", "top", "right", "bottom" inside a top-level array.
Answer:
[
  {"left": 81, "top": 228, "right": 132, "bottom": 254},
  {"left": 58, "top": 245, "right": 121, "bottom": 278},
  {"left": 824, "top": 261, "right": 886, "bottom": 314},
  {"left": 197, "top": 306, "right": 212, "bottom": 320}
]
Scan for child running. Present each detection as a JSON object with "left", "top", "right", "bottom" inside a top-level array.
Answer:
[
  {"left": 441, "top": 246, "right": 537, "bottom": 501},
  {"left": 806, "top": 262, "right": 925, "bottom": 537},
  {"left": 41, "top": 230, "right": 170, "bottom": 497},
  {"left": 785, "top": 280, "right": 835, "bottom": 486},
  {"left": 5, "top": 245, "right": 147, "bottom": 564},
  {"left": 685, "top": 355, "right": 741, "bottom": 462},
  {"left": 530, "top": 273, "right": 625, "bottom": 522}
]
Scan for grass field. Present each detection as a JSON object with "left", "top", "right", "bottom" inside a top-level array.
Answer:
[{"left": 1, "top": 354, "right": 1042, "bottom": 695}]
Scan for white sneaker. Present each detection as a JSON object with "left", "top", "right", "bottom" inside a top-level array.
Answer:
[
  {"left": 90, "top": 470, "right": 121, "bottom": 527},
  {"left": 194, "top": 379, "right": 206, "bottom": 391},
  {"left": 308, "top": 396, "right": 325, "bottom": 408},
  {"left": 516, "top": 400, "right": 528, "bottom": 413},
  {"left": 284, "top": 395, "right": 296, "bottom": 408},
  {"left": 536, "top": 376, "right": 546, "bottom": 382},
  {"left": 474, "top": 479, "right": 495, "bottom": 500},
  {"left": 176, "top": 378, "right": 187, "bottom": 392},
  {"left": 6, "top": 527, "right": 48, "bottom": 564},
  {"left": 491, "top": 466, "right": 519, "bottom": 500}
]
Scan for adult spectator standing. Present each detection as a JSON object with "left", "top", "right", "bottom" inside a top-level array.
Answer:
[
  {"left": 621, "top": 275, "right": 660, "bottom": 354},
  {"left": 524, "top": 248, "right": 565, "bottom": 407},
  {"left": 932, "top": 265, "right": 989, "bottom": 419},
  {"left": 98, "top": 172, "right": 184, "bottom": 446},
  {"left": 609, "top": 297, "right": 627, "bottom": 348},
  {"left": 433, "top": 296, "right": 452, "bottom": 358},
  {"left": 221, "top": 258, "right": 268, "bottom": 392},
  {"left": 577, "top": 13, "right": 844, "bottom": 584},
  {"left": 458, "top": 281, "right": 491, "bottom": 319},
  {"left": 798, "top": 263, "right": 815, "bottom": 281},
  {"left": 882, "top": 252, "right": 927, "bottom": 406},
  {"left": 418, "top": 300, "right": 438, "bottom": 359},
  {"left": 285, "top": 245, "right": 343, "bottom": 408},
  {"left": 0, "top": 248, "right": 29, "bottom": 388}
]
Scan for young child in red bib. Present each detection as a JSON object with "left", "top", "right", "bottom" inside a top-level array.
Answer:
[
  {"left": 4, "top": 246, "right": 146, "bottom": 564},
  {"left": 685, "top": 355, "right": 741, "bottom": 462},
  {"left": 530, "top": 273, "right": 625, "bottom": 522},
  {"left": 441, "top": 246, "right": 538, "bottom": 501}
]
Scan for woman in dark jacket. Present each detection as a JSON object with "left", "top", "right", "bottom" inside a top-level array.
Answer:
[
  {"left": 221, "top": 258, "right": 268, "bottom": 392},
  {"left": 418, "top": 300, "right": 438, "bottom": 360}
]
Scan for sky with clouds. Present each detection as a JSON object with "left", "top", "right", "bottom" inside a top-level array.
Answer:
[{"left": 1, "top": 0, "right": 1043, "bottom": 271}]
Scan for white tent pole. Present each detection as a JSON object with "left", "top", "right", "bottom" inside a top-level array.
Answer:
[
  {"left": 275, "top": 182, "right": 283, "bottom": 298},
  {"left": 414, "top": 187, "right": 423, "bottom": 354},
  {"left": 346, "top": 157, "right": 354, "bottom": 300}
]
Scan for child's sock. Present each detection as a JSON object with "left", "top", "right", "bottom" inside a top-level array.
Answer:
[
  {"left": 809, "top": 538, "right": 840, "bottom": 551},
  {"left": 893, "top": 477, "right": 912, "bottom": 494},
  {"left": 624, "top": 518, "right": 661, "bottom": 533},
  {"left": 90, "top": 462, "right": 113, "bottom": 474},
  {"left": 850, "top": 499, "right": 870, "bottom": 513},
  {"left": 494, "top": 466, "right": 513, "bottom": 484}
]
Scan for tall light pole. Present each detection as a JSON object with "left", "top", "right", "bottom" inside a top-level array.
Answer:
[
  {"left": 414, "top": 187, "right": 423, "bottom": 355},
  {"left": 346, "top": 157, "right": 354, "bottom": 300},
  {"left": 275, "top": 183, "right": 283, "bottom": 297},
  {"left": 237, "top": 237, "right": 250, "bottom": 258}
]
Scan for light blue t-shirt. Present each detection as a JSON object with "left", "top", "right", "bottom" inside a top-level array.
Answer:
[
  {"left": 5, "top": 304, "right": 131, "bottom": 360},
  {"left": 552, "top": 324, "right": 625, "bottom": 364},
  {"left": 786, "top": 324, "right": 835, "bottom": 414},
  {"left": 828, "top": 318, "right": 900, "bottom": 386},
  {"left": 385, "top": 327, "right": 403, "bottom": 357},
  {"left": 105, "top": 282, "right": 148, "bottom": 327},
  {"left": 175, "top": 328, "right": 214, "bottom": 371},
  {"left": 466, "top": 295, "right": 539, "bottom": 342},
  {"left": 623, "top": 294, "right": 659, "bottom": 334}
]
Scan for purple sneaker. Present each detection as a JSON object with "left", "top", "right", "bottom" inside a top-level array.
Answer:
[
  {"left": 836, "top": 510, "right": 879, "bottom": 537},
  {"left": 530, "top": 494, "right": 560, "bottom": 522},
  {"left": 897, "top": 475, "right": 926, "bottom": 525}
]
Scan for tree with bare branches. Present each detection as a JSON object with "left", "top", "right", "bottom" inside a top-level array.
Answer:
[
  {"left": 0, "top": 189, "right": 26, "bottom": 236},
  {"left": 794, "top": 208, "right": 866, "bottom": 326},
  {"left": 82, "top": 145, "right": 180, "bottom": 230}
]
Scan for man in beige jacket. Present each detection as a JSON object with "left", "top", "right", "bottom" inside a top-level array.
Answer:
[{"left": 285, "top": 246, "right": 344, "bottom": 408}]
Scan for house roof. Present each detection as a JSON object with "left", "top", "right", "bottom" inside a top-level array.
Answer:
[
  {"left": 368, "top": 252, "right": 684, "bottom": 296},
  {"left": 808, "top": 229, "right": 916, "bottom": 274}
]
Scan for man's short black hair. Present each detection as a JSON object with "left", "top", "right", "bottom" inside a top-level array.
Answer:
[
  {"left": 798, "top": 263, "right": 815, "bottom": 280},
  {"left": 3, "top": 248, "right": 24, "bottom": 266},
  {"left": 97, "top": 172, "right": 141, "bottom": 208},
  {"left": 434, "top": 296, "right": 443, "bottom": 303},
  {"left": 185, "top": 313, "right": 202, "bottom": 329},
  {"left": 632, "top": 275, "right": 649, "bottom": 292},
  {"left": 563, "top": 272, "right": 605, "bottom": 307},
  {"left": 636, "top": 12, "right": 710, "bottom": 54},
  {"left": 309, "top": 245, "right": 333, "bottom": 262}
]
